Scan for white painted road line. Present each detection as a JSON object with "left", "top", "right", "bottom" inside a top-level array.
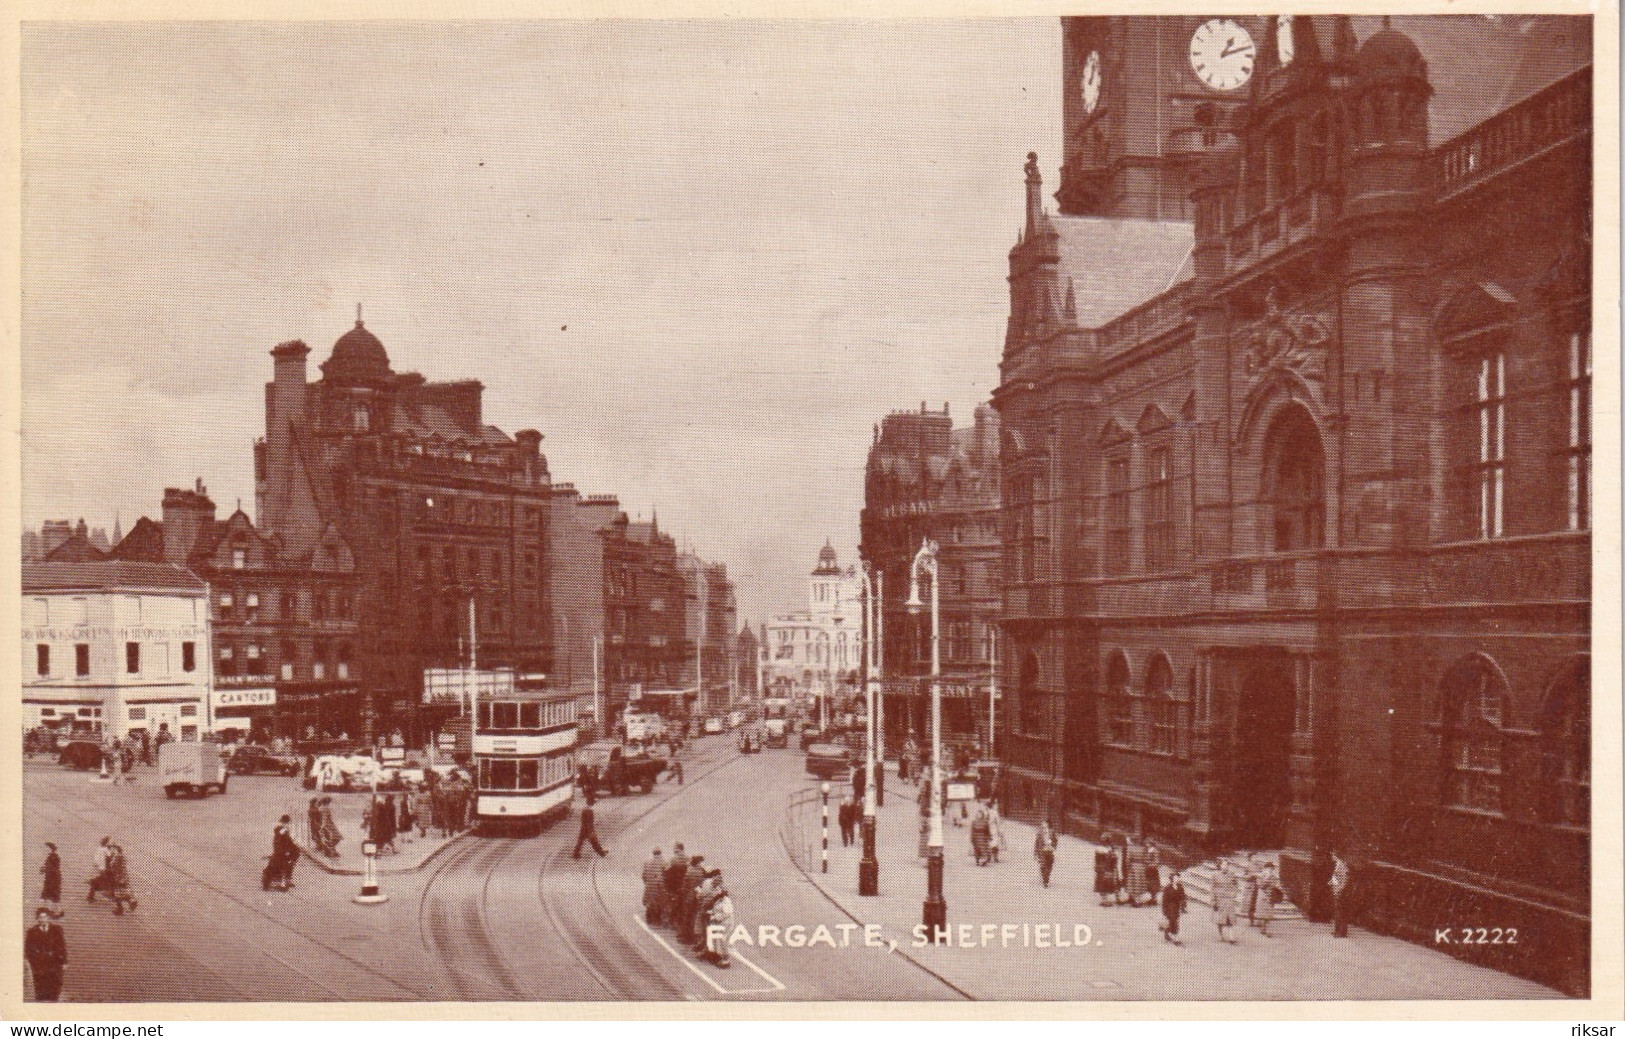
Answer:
[
  {"left": 632, "top": 914, "right": 727, "bottom": 994},
  {"left": 631, "top": 915, "right": 785, "bottom": 996},
  {"left": 732, "top": 948, "right": 787, "bottom": 991}
]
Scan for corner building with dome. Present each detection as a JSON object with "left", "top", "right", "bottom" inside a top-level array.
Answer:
[
  {"left": 255, "top": 318, "right": 555, "bottom": 743},
  {"left": 993, "top": 15, "right": 1592, "bottom": 993}
]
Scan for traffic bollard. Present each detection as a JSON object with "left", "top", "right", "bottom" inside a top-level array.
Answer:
[
  {"left": 353, "top": 840, "right": 389, "bottom": 904},
  {"left": 821, "top": 782, "right": 830, "bottom": 874}
]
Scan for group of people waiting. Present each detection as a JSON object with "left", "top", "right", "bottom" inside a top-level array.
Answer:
[
  {"left": 300, "top": 770, "right": 477, "bottom": 862},
  {"left": 641, "top": 842, "right": 735, "bottom": 967},
  {"left": 1092, "top": 833, "right": 1165, "bottom": 908}
]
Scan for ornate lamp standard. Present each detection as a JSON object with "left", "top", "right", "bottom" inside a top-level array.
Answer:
[
  {"left": 905, "top": 538, "right": 947, "bottom": 934},
  {"left": 858, "top": 564, "right": 881, "bottom": 896}
]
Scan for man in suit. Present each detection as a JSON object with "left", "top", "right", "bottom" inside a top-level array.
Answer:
[
  {"left": 25, "top": 908, "right": 67, "bottom": 1001},
  {"left": 572, "top": 801, "right": 607, "bottom": 859}
]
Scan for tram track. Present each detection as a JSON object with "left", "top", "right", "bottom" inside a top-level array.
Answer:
[
  {"left": 26, "top": 784, "right": 435, "bottom": 1002},
  {"left": 414, "top": 741, "right": 747, "bottom": 1000}
]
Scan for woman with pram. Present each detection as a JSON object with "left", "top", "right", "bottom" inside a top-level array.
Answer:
[{"left": 87, "top": 839, "right": 137, "bottom": 915}]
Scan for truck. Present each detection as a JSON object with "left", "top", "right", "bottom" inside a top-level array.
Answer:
[
  {"left": 160, "top": 740, "right": 230, "bottom": 798},
  {"left": 575, "top": 741, "right": 666, "bottom": 796},
  {"left": 762, "top": 698, "right": 792, "bottom": 749}
]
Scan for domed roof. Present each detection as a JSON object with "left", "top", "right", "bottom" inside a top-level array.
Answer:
[
  {"left": 1357, "top": 26, "right": 1427, "bottom": 78},
  {"left": 813, "top": 541, "right": 842, "bottom": 575},
  {"left": 321, "top": 319, "right": 392, "bottom": 383}
]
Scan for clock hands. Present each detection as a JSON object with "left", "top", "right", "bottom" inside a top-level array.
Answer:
[{"left": 1220, "top": 41, "right": 1255, "bottom": 58}]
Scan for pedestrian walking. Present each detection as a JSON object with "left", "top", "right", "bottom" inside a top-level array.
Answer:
[
  {"left": 1033, "top": 820, "right": 1058, "bottom": 888},
  {"left": 99, "top": 843, "right": 137, "bottom": 914},
  {"left": 970, "top": 809, "right": 992, "bottom": 866},
  {"left": 572, "top": 801, "right": 607, "bottom": 859},
  {"left": 667, "top": 751, "right": 685, "bottom": 785},
  {"left": 1124, "top": 838, "right": 1151, "bottom": 906},
  {"left": 1329, "top": 852, "right": 1351, "bottom": 938},
  {"left": 839, "top": 799, "right": 857, "bottom": 847},
  {"left": 1143, "top": 840, "right": 1162, "bottom": 899},
  {"left": 39, "top": 842, "right": 62, "bottom": 915},
  {"left": 87, "top": 837, "right": 115, "bottom": 904},
  {"left": 397, "top": 790, "right": 414, "bottom": 845},
  {"left": 1160, "top": 873, "right": 1187, "bottom": 945},
  {"left": 987, "top": 800, "right": 1004, "bottom": 863},
  {"left": 1094, "top": 845, "right": 1119, "bottom": 907},
  {"left": 703, "top": 888, "right": 735, "bottom": 967},
  {"left": 380, "top": 794, "right": 399, "bottom": 852},
  {"left": 415, "top": 784, "right": 434, "bottom": 838},
  {"left": 265, "top": 815, "right": 299, "bottom": 891},
  {"left": 1255, "top": 861, "right": 1279, "bottom": 937},
  {"left": 25, "top": 908, "right": 67, "bottom": 1002},
  {"left": 1211, "top": 861, "right": 1239, "bottom": 944},
  {"left": 1241, "top": 857, "right": 1260, "bottom": 926},
  {"left": 318, "top": 796, "right": 342, "bottom": 857},
  {"left": 642, "top": 849, "right": 667, "bottom": 925}
]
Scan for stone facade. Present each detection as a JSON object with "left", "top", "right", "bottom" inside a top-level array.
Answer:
[{"left": 995, "top": 15, "right": 1591, "bottom": 993}]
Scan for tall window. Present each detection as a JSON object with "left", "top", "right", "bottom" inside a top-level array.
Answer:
[
  {"left": 1440, "top": 655, "right": 1507, "bottom": 815},
  {"left": 1475, "top": 352, "right": 1507, "bottom": 538},
  {"left": 1105, "top": 458, "right": 1131, "bottom": 574},
  {"left": 1263, "top": 406, "right": 1326, "bottom": 551},
  {"left": 76, "top": 644, "right": 91, "bottom": 677},
  {"left": 1144, "top": 448, "right": 1173, "bottom": 571},
  {"left": 1567, "top": 331, "right": 1591, "bottom": 531},
  {"left": 36, "top": 644, "right": 50, "bottom": 677},
  {"left": 1105, "top": 652, "right": 1134, "bottom": 747},
  {"left": 1540, "top": 662, "right": 1589, "bottom": 828},
  {"left": 1147, "top": 655, "right": 1176, "bottom": 754},
  {"left": 124, "top": 642, "right": 141, "bottom": 675},
  {"left": 181, "top": 641, "right": 196, "bottom": 673},
  {"left": 1018, "top": 651, "right": 1045, "bottom": 736}
]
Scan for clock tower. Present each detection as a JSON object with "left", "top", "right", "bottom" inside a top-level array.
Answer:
[{"left": 1059, "top": 16, "right": 1273, "bottom": 219}]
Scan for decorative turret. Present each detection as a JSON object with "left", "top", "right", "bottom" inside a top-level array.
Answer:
[
  {"left": 1342, "top": 19, "right": 1433, "bottom": 225},
  {"left": 321, "top": 313, "right": 393, "bottom": 386}
]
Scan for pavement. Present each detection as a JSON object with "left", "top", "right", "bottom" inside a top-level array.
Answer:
[{"left": 790, "top": 761, "right": 1565, "bottom": 1001}]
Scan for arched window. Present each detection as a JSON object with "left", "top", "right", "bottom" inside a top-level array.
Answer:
[
  {"left": 1539, "top": 660, "right": 1589, "bottom": 829},
  {"left": 1147, "top": 655, "right": 1176, "bottom": 755},
  {"left": 1105, "top": 652, "right": 1134, "bottom": 747},
  {"left": 1262, "top": 406, "right": 1325, "bottom": 551},
  {"left": 1439, "top": 654, "right": 1508, "bottom": 815}
]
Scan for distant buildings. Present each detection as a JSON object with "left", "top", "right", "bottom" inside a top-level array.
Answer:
[
  {"left": 860, "top": 403, "right": 1002, "bottom": 748},
  {"left": 764, "top": 544, "right": 865, "bottom": 716},
  {"left": 679, "top": 551, "right": 739, "bottom": 716},
  {"left": 23, "top": 559, "right": 210, "bottom": 741}
]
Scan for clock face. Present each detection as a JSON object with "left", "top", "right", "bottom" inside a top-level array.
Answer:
[
  {"left": 1277, "top": 15, "right": 1295, "bottom": 66},
  {"left": 1081, "top": 50, "right": 1102, "bottom": 114},
  {"left": 1189, "top": 18, "right": 1256, "bottom": 91}
]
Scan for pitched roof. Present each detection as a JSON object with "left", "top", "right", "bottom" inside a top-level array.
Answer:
[
  {"left": 390, "top": 402, "right": 513, "bottom": 446},
  {"left": 1049, "top": 216, "right": 1194, "bottom": 329},
  {"left": 23, "top": 560, "right": 207, "bottom": 594}
]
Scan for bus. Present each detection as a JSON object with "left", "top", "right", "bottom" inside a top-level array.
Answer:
[{"left": 473, "top": 689, "right": 579, "bottom": 834}]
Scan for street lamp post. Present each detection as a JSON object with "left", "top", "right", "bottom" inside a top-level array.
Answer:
[
  {"left": 858, "top": 564, "right": 881, "bottom": 896},
  {"left": 906, "top": 538, "right": 946, "bottom": 935}
]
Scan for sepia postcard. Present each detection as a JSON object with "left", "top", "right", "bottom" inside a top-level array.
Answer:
[{"left": 3, "top": 0, "right": 1620, "bottom": 1022}]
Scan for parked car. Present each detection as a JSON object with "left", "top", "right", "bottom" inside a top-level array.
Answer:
[
  {"left": 800, "top": 726, "right": 828, "bottom": 752},
  {"left": 805, "top": 743, "right": 855, "bottom": 781},
  {"left": 227, "top": 745, "right": 302, "bottom": 777},
  {"left": 702, "top": 716, "right": 725, "bottom": 735},
  {"left": 58, "top": 740, "right": 103, "bottom": 771}
]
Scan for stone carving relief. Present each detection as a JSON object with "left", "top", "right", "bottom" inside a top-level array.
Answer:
[{"left": 1245, "top": 286, "right": 1332, "bottom": 387}]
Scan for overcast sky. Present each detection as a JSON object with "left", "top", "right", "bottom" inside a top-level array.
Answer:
[{"left": 21, "top": 20, "right": 1062, "bottom": 626}]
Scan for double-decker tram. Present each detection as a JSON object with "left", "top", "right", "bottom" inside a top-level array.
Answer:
[{"left": 473, "top": 689, "right": 579, "bottom": 834}]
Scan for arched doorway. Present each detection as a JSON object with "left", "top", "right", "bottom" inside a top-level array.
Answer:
[{"left": 1233, "top": 655, "right": 1296, "bottom": 848}]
